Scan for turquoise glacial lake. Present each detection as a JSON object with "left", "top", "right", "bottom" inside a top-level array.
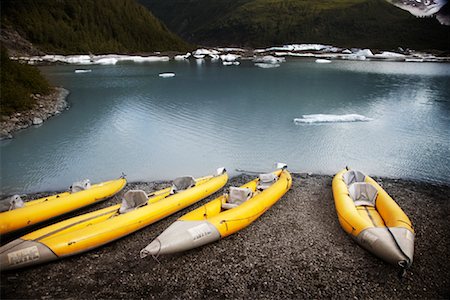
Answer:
[{"left": 1, "top": 59, "right": 449, "bottom": 194}]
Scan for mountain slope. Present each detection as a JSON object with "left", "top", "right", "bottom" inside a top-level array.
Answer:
[
  {"left": 141, "top": 0, "right": 450, "bottom": 50},
  {"left": 1, "top": 0, "right": 191, "bottom": 54}
]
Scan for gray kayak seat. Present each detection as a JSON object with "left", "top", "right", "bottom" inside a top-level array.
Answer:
[
  {"left": 342, "top": 170, "right": 366, "bottom": 186},
  {"left": 0, "top": 195, "right": 24, "bottom": 212},
  {"left": 257, "top": 173, "right": 278, "bottom": 190},
  {"left": 170, "top": 176, "right": 195, "bottom": 194},
  {"left": 119, "top": 190, "right": 148, "bottom": 214},
  {"left": 70, "top": 179, "right": 91, "bottom": 193},
  {"left": 348, "top": 183, "right": 378, "bottom": 207},
  {"left": 222, "top": 187, "right": 253, "bottom": 210}
]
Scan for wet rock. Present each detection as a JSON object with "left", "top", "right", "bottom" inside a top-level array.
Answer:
[{"left": 33, "top": 117, "right": 43, "bottom": 125}]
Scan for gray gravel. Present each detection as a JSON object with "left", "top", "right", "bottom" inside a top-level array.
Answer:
[{"left": 1, "top": 173, "right": 449, "bottom": 299}]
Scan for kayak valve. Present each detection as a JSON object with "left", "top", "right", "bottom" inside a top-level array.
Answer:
[{"left": 276, "top": 162, "right": 288, "bottom": 170}]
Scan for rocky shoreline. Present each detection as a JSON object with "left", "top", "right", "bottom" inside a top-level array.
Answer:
[
  {"left": 0, "top": 87, "right": 69, "bottom": 140},
  {"left": 1, "top": 173, "right": 449, "bottom": 299}
]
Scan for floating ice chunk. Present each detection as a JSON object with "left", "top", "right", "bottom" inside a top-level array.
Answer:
[
  {"left": 354, "top": 49, "right": 373, "bottom": 57},
  {"left": 293, "top": 114, "right": 373, "bottom": 124},
  {"left": 194, "top": 54, "right": 205, "bottom": 59},
  {"left": 315, "top": 59, "right": 332, "bottom": 64},
  {"left": 17, "top": 54, "right": 169, "bottom": 65},
  {"left": 256, "top": 44, "right": 334, "bottom": 53},
  {"left": 405, "top": 58, "right": 424, "bottom": 62},
  {"left": 96, "top": 57, "right": 118, "bottom": 65},
  {"left": 210, "top": 54, "right": 220, "bottom": 61},
  {"left": 223, "top": 61, "right": 240, "bottom": 66},
  {"left": 193, "top": 49, "right": 220, "bottom": 56},
  {"left": 74, "top": 69, "right": 92, "bottom": 73},
  {"left": 254, "top": 55, "right": 285, "bottom": 64},
  {"left": 342, "top": 49, "right": 352, "bottom": 54},
  {"left": 216, "top": 47, "right": 246, "bottom": 52},
  {"left": 159, "top": 72, "right": 175, "bottom": 78},
  {"left": 375, "top": 51, "right": 405, "bottom": 58},
  {"left": 255, "top": 63, "right": 280, "bottom": 68},
  {"left": 174, "top": 53, "right": 191, "bottom": 61},
  {"left": 220, "top": 54, "right": 240, "bottom": 61}
]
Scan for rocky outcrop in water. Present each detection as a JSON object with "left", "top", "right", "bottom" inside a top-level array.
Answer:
[{"left": 0, "top": 87, "right": 69, "bottom": 140}]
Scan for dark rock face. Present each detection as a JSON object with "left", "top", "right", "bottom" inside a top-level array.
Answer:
[{"left": 0, "top": 26, "right": 45, "bottom": 56}]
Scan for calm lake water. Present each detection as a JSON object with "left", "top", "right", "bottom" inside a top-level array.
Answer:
[{"left": 1, "top": 59, "right": 450, "bottom": 194}]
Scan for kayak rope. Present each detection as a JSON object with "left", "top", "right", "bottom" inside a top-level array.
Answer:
[
  {"left": 385, "top": 225, "right": 412, "bottom": 278},
  {"left": 151, "top": 239, "right": 162, "bottom": 264}
]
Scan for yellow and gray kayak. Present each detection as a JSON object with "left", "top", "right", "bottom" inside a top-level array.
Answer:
[
  {"left": 332, "top": 168, "right": 414, "bottom": 269},
  {"left": 140, "top": 164, "right": 291, "bottom": 258},
  {"left": 0, "top": 169, "right": 228, "bottom": 270},
  {"left": 0, "top": 177, "right": 127, "bottom": 235}
]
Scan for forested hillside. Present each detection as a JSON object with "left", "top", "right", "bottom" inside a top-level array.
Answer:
[
  {"left": 1, "top": 0, "right": 191, "bottom": 54},
  {"left": 0, "top": 48, "right": 50, "bottom": 115},
  {"left": 141, "top": 0, "right": 450, "bottom": 50}
]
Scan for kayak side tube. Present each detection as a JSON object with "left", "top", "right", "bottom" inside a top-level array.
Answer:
[
  {"left": 0, "top": 178, "right": 127, "bottom": 235},
  {"left": 0, "top": 171, "right": 228, "bottom": 271},
  {"left": 141, "top": 169, "right": 292, "bottom": 257}
]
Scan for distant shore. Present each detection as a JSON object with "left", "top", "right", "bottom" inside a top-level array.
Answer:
[
  {"left": 0, "top": 87, "right": 69, "bottom": 140},
  {"left": 1, "top": 173, "right": 449, "bottom": 299}
]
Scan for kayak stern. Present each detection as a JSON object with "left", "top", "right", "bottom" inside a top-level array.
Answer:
[
  {"left": 141, "top": 220, "right": 220, "bottom": 258},
  {"left": 0, "top": 239, "right": 58, "bottom": 271}
]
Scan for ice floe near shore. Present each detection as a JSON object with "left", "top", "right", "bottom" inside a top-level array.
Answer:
[
  {"left": 294, "top": 114, "right": 373, "bottom": 124},
  {"left": 16, "top": 54, "right": 170, "bottom": 65},
  {"left": 74, "top": 69, "right": 92, "bottom": 73},
  {"left": 159, "top": 72, "right": 175, "bottom": 78},
  {"left": 255, "top": 63, "right": 280, "bottom": 68},
  {"left": 315, "top": 59, "right": 332, "bottom": 64},
  {"left": 12, "top": 44, "right": 449, "bottom": 67}
]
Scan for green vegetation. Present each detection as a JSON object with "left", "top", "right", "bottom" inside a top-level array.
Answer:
[
  {"left": 0, "top": 48, "right": 51, "bottom": 115},
  {"left": 141, "top": 0, "right": 450, "bottom": 50},
  {"left": 1, "top": 0, "right": 191, "bottom": 54}
]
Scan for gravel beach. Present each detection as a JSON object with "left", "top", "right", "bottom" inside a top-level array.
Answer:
[{"left": 1, "top": 173, "right": 449, "bottom": 299}]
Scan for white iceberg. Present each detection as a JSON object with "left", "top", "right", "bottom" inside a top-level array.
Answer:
[
  {"left": 255, "top": 44, "right": 336, "bottom": 53},
  {"left": 17, "top": 54, "right": 170, "bottom": 65},
  {"left": 255, "top": 63, "right": 280, "bottom": 68},
  {"left": 220, "top": 54, "right": 240, "bottom": 61},
  {"left": 74, "top": 69, "right": 92, "bottom": 73},
  {"left": 159, "top": 72, "right": 175, "bottom": 78},
  {"left": 223, "top": 61, "right": 240, "bottom": 66},
  {"left": 253, "top": 55, "right": 285, "bottom": 64},
  {"left": 193, "top": 48, "right": 220, "bottom": 56},
  {"left": 216, "top": 47, "right": 246, "bottom": 52},
  {"left": 294, "top": 114, "right": 373, "bottom": 124},
  {"left": 210, "top": 54, "right": 220, "bottom": 61},
  {"left": 315, "top": 59, "right": 332, "bottom": 64},
  {"left": 174, "top": 53, "right": 191, "bottom": 61}
]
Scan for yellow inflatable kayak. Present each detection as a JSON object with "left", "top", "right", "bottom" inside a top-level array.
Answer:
[
  {"left": 140, "top": 164, "right": 291, "bottom": 258},
  {"left": 332, "top": 168, "right": 414, "bottom": 269},
  {"left": 0, "top": 178, "right": 127, "bottom": 235},
  {"left": 0, "top": 169, "right": 227, "bottom": 270}
]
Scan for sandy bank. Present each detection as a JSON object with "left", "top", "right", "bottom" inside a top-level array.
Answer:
[
  {"left": 0, "top": 87, "right": 69, "bottom": 140},
  {"left": 1, "top": 174, "right": 449, "bottom": 299}
]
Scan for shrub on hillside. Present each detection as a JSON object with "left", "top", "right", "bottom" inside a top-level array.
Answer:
[{"left": 1, "top": 47, "right": 51, "bottom": 115}]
